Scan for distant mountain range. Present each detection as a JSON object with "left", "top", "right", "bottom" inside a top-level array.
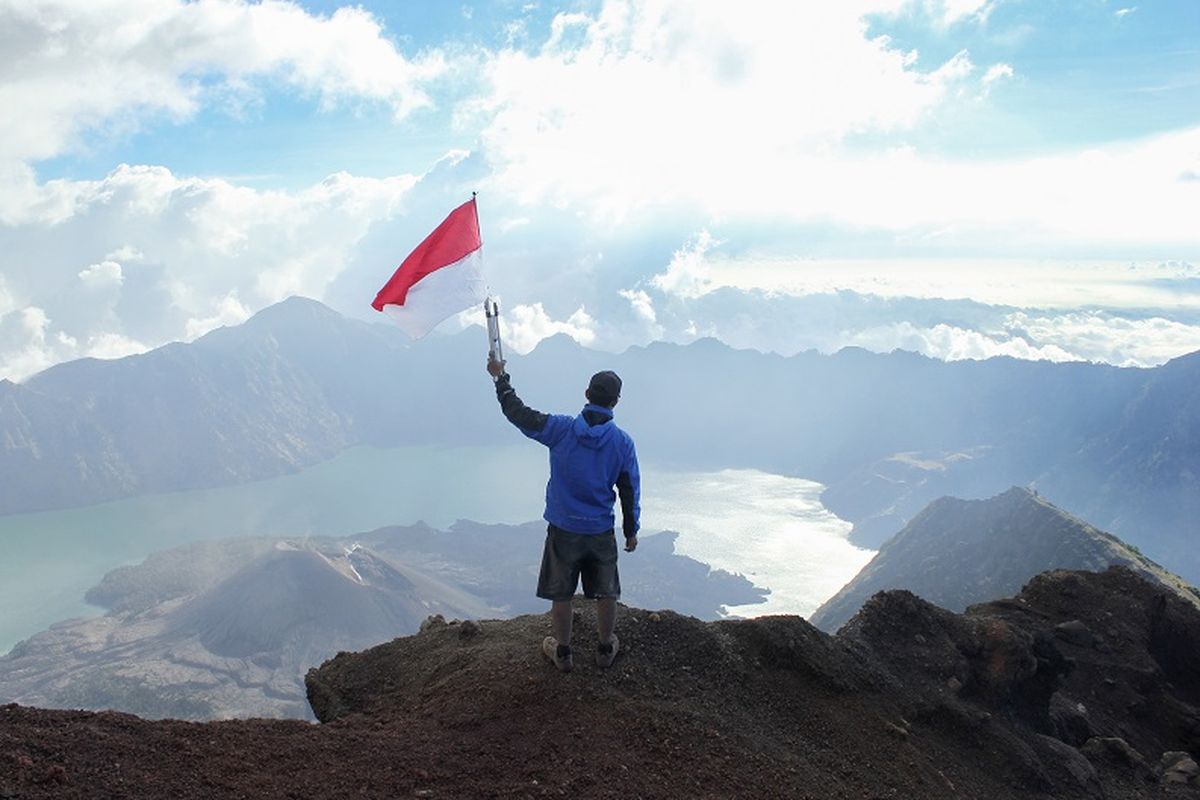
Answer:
[
  {"left": 0, "top": 521, "right": 760, "bottom": 720},
  {"left": 1, "top": 296, "right": 1197, "bottom": 580},
  {"left": 810, "top": 487, "right": 1199, "bottom": 632}
]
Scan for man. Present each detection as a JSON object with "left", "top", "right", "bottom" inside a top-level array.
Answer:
[{"left": 487, "top": 355, "right": 640, "bottom": 672}]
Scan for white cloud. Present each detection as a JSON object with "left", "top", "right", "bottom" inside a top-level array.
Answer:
[
  {"left": 0, "top": 0, "right": 447, "bottom": 163},
  {"left": 185, "top": 292, "right": 252, "bottom": 339},
  {"left": 839, "top": 312, "right": 1200, "bottom": 367},
  {"left": 978, "top": 62, "right": 1013, "bottom": 99},
  {"left": 0, "top": 163, "right": 418, "bottom": 381},
  {"left": 0, "top": 275, "right": 13, "bottom": 316},
  {"left": 932, "top": 49, "right": 976, "bottom": 83},
  {"left": 0, "top": 0, "right": 1195, "bottom": 381},
  {"left": 83, "top": 331, "right": 150, "bottom": 361},
  {"left": 647, "top": 251, "right": 1200, "bottom": 310},
  {"left": 1004, "top": 311, "right": 1200, "bottom": 367},
  {"left": 468, "top": 2, "right": 1200, "bottom": 253},
  {"left": 0, "top": 308, "right": 151, "bottom": 378},
  {"left": 935, "top": 0, "right": 996, "bottom": 26},
  {"left": 617, "top": 287, "right": 665, "bottom": 342},
  {"left": 606, "top": 282, "right": 1200, "bottom": 367},
  {"left": 1115, "top": 7, "right": 1137, "bottom": 19},
  {"left": 649, "top": 231, "right": 720, "bottom": 300},
  {"left": 106, "top": 245, "right": 146, "bottom": 263},
  {"left": 0, "top": 306, "right": 60, "bottom": 382},
  {"left": 982, "top": 63, "right": 1014, "bottom": 84},
  {"left": 618, "top": 288, "right": 657, "bottom": 324},
  {"left": 78, "top": 261, "right": 125, "bottom": 289},
  {"left": 871, "top": 0, "right": 999, "bottom": 27},
  {"left": 817, "top": 130, "right": 1200, "bottom": 249},
  {"left": 840, "top": 321, "right": 1076, "bottom": 362},
  {"left": 504, "top": 302, "right": 596, "bottom": 353},
  {"left": 474, "top": 1, "right": 978, "bottom": 217}
]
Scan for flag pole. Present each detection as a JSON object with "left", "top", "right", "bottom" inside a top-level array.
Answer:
[
  {"left": 485, "top": 297, "right": 503, "bottom": 362},
  {"left": 476, "top": 192, "right": 504, "bottom": 362}
]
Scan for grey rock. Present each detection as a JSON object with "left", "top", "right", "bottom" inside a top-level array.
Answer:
[
  {"left": 1054, "top": 620, "right": 1095, "bottom": 647},
  {"left": 1034, "top": 735, "right": 1102, "bottom": 798},
  {"left": 1159, "top": 752, "right": 1199, "bottom": 784},
  {"left": 1081, "top": 737, "right": 1152, "bottom": 777},
  {"left": 1049, "top": 692, "right": 1094, "bottom": 746}
]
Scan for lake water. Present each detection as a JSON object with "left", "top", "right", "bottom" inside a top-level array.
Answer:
[
  {"left": 0, "top": 445, "right": 873, "bottom": 653},
  {"left": 644, "top": 469, "right": 875, "bottom": 617}
]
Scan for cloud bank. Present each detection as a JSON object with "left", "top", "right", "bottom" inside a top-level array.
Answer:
[
  {"left": 0, "top": 164, "right": 415, "bottom": 380},
  {"left": 0, "top": 0, "right": 1197, "bottom": 380}
]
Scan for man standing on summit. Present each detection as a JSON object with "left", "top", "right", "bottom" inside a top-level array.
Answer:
[{"left": 487, "top": 354, "right": 640, "bottom": 673}]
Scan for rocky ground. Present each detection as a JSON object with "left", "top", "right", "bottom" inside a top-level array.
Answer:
[{"left": 3, "top": 566, "right": 1200, "bottom": 799}]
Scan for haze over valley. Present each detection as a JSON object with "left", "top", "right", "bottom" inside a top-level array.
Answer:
[
  {"left": 2, "top": 297, "right": 1197, "bottom": 685},
  {"left": 0, "top": 441, "right": 860, "bottom": 654}
]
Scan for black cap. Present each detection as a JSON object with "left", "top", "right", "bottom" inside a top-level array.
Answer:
[{"left": 587, "top": 370, "right": 622, "bottom": 406}]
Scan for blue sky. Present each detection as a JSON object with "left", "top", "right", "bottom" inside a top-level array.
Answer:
[{"left": 1, "top": 0, "right": 1198, "bottom": 380}]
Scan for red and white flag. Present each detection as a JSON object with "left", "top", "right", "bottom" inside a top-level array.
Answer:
[{"left": 372, "top": 197, "right": 488, "bottom": 338}]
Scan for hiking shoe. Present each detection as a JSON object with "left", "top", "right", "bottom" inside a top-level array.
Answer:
[
  {"left": 542, "top": 636, "right": 573, "bottom": 673},
  {"left": 596, "top": 633, "right": 619, "bottom": 669}
]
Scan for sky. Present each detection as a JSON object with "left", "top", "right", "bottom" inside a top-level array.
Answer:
[{"left": 1, "top": 0, "right": 1198, "bottom": 382}]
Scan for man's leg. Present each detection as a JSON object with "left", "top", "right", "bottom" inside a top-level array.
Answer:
[
  {"left": 584, "top": 532, "right": 621, "bottom": 666},
  {"left": 597, "top": 596, "right": 616, "bottom": 644},
  {"left": 551, "top": 598, "right": 573, "bottom": 647}
]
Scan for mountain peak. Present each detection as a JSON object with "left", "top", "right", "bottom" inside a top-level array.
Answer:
[
  {"left": 527, "top": 331, "right": 585, "bottom": 354},
  {"left": 0, "top": 538, "right": 491, "bottom": 720},
  {"left": 240, "top": 295, "right": 344, "bottom": 329},
  {"left": 810, "top": 489, "right": 1192, "bottom": 633}
]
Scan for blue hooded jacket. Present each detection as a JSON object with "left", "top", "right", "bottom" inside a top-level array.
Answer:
[{"left": 494, "top": 375, "right": 640, "bottom": 537}]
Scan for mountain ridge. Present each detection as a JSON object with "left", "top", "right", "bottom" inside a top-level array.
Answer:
[
  {"left": 1, "top": 295, "right": 1197, "bottom": 582},
  {"left": 809, "top": 486, "right": 1196, "bottom": 633}
]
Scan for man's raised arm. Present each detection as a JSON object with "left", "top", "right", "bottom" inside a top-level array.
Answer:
[{"left": 487, "top": 356, "right": 549, "bottom": 433}]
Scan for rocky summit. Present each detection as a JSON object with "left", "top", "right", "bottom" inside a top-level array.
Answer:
[{"left": 3, "top": 566, "right": 1200, "bottom": 799}]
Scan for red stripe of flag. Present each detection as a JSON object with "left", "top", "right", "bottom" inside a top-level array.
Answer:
[{"left": 371, "top": 197, "right": 482, "bottom": 311}]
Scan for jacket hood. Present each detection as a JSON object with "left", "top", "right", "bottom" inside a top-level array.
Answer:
[{"left": 574, "top": 404, "right": 615, "bottom": 449}]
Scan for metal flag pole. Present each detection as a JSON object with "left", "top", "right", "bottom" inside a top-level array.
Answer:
[{"left": 485, "top": 297, "right": 503, "bottom": 363}]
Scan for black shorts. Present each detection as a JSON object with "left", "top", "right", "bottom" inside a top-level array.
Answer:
[{"left": 536, "top": 525, "right": 621, "bottom": 601}]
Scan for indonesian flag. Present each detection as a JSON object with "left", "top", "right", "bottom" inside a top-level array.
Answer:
[{"left": 371, "top": 197, "right": 488, "bottom": 338}]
